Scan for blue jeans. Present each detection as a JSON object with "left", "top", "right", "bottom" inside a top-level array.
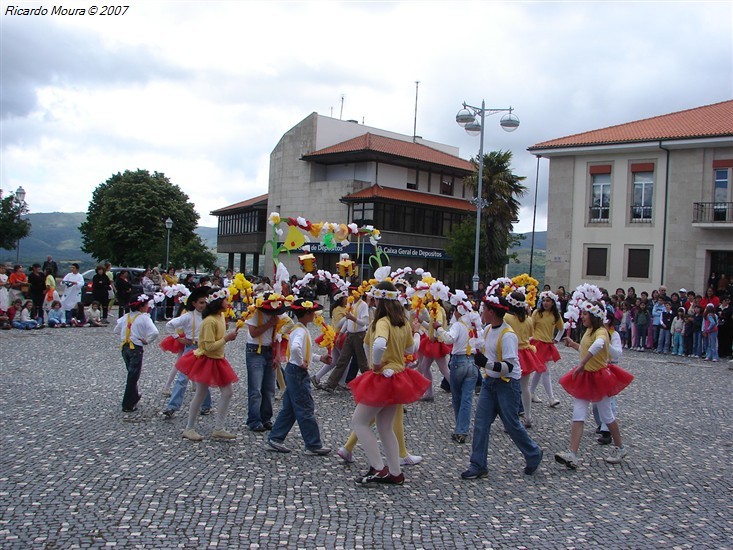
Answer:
[
  {"left": 246, "top": 347, "right": 276, "bottom": 429},
  {"left": 166, "top": 345, "right": 212, "bottom": 412},
  {"left": 672, "top": 332, "right": 683, "bottom": 355},
  {"left": 693, "top": 330, "right": 703, "bottom": 356},
  {"left": 656, "top": 329, "right": 670, "bottom": 353},
  {"left": 593, "top": 396, "right": 618, "bottom": 432},
  {"left": 449, "top": 354, "right": 477, "bottom": 436},
  {"left": 468, "top": 377, "right": 542, "bottom": 472},
  {"left": 705, "top": 332, "right": 719, "bottom": 360},
  {"left": 635, "top": 323, "right": 648, "bottom": 348},
  {"left": 121, "top": 345, "right": 143, "bottom": 410},
  {"left": 269, "top": 363, "right": 323, "bottom": 450}
]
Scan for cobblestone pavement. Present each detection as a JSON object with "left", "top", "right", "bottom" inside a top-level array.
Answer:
[{"left": 1, "top": 321, "right": 732, "bottom": 549}]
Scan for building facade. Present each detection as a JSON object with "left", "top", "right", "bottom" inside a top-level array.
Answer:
[
  {"left": 213, "top": 113, "right": 476, "bottom": 285},
  {"left": 529, "top": 100, "right": 733, "bottom": 294}
]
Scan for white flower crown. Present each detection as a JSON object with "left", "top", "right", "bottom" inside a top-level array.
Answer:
[
  {"left": 506, "top": 293, "right": 526, "bottom": 309},
  {"left": 581, "top": 300, "right": 606, "bottom": 319},
  {"left": 371, "top": 288, "right": 400, "bottom": 300},
  {"left": 207, "top": 288, "right": 230, "bottom": 303}
]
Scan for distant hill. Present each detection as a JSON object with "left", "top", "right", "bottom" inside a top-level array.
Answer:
[{"left": 2, "top": 212, "right": 218, "bottom": 270}]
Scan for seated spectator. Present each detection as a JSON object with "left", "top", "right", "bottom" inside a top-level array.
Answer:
[
  {"left": 87, "top": 300, "right": 105, "bottom": 327},
  {"left": 13, "top": 299, "right": 43, "bottom": 330},
  {"left": 47, "top": 300, "right": 67, "bottom": 328},
  {"left": 6, "top": 299, "right": 23, "bottom": 324},
  {"left": 70, "top": 302, "right": 88, "bottom": 327}
]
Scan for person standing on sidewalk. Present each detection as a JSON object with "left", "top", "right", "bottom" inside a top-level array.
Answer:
[{"left": 461, "top": 283, "right": 543, "bottom": 480}]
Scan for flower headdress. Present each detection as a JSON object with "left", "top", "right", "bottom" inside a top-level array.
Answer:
[
  {"left": 207, "top": 288, "right": 230, "bottom": 303},
  {"left": 564, "top": 283, "right": 605, "bottom": 328}
]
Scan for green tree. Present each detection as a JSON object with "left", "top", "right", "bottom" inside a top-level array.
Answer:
[
  {"left": 449, "top": 150, "right": 527, "bottom": 282},
  {"left": 171, "top": 236, "right": 217, "bottom": 272},
  {"left": 0, "top": 191, "right": 31, "bottom": 251},
  {"left": 80, "top": 170, "right": 203, "bottom": 267}
]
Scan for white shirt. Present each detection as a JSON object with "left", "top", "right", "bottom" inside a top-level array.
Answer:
[
  {"left": 60, "top": 272, "right": 84, "bottom": 310},
  {"left": 246, "top": 310, "right": 277, "bottom": 346},
  {"left": 346, "top": 300, "right": 369, "bottom": 333},
  {"left": 166, "top": 310, "right": 203, "bottom": 342},
  {"left": 114, "top": 311, "right": 159, "bottom": 347},
  {"left": 482, "top": 320, "right": 521, "bottom": 380},
  {"left": 437, "top": 317, "right": 473, "bottom": 355},
  {"left": 287, "top": 323, "right": 312, "bottom": 367}
]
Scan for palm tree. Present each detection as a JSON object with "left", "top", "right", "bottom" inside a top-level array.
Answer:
[{"left": 459, "top": 150, "right": 527, "bottom": 281}]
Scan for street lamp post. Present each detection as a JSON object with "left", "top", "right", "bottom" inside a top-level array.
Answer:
[
  {"left": 165, "top": 217, "right": 173, "bottom": 268},
  {"left": 15, "top": 186, "right": 26, "bottom": 264},
  {"left": 456, "top": 101, "right": 519, "bottom": 292}
]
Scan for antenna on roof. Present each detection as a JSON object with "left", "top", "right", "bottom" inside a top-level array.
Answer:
[
  {"left": 339, "top": 94, "right": 345, "bottom": 120},
  {"left": 413, "top": 81, "right": 420, "bottom": 143}
]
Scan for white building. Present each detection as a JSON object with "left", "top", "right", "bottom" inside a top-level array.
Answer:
[
  {"left": 529, "top": 99, "right": 733, "bottom": 294},
  {"left": 213, "top": 113, "right": 476, "bottom": 285}
]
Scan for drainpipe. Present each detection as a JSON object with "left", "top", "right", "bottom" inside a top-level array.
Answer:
[{"left": 659, "top": 141, "right": 671, "bottom": 284}]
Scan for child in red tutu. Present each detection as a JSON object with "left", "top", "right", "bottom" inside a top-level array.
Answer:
[
  {"left": 351, "top": 281, "right": 429, "bottom": 486},
  {"left": 177, "top": 289, "right": 240, "bottom": 441},
  {"left": 555, "top": 298, "right": 634, "bottom": 469},
  {"left": 529, "top": 291, "right": 564, "bottom": 408},
  {"left": 504, "top": 292, "right": 543, "bottom": 429}
]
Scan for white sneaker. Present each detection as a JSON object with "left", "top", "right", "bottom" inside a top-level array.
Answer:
[
  {"left": 337, "top": 446, "right": 355, "bottom": 463},
  {"left": 554, "top": 450, "right": 578, "bottom": 469},
  {"left": 182, "top": 429, "right": 204, "bottom": 441},
  {"left": 400, "top": 453, "right": 423, "bottom": 466},
  {"left": 605, "top": 446, "right": 628, "bottom": 464},
  {"left": 531, "top": 394, "right": 542, "bottom": 403}
]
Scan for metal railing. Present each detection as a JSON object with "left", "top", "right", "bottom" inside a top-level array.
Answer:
[
  {"left": 693, "top": 202, "right": 733, "bottom": 223},
  {"left": 588, "top": 206, "right": 610, "bottom": 223},
  {"left": 629, "top": 205, "right": 652, "bottom": 223}
]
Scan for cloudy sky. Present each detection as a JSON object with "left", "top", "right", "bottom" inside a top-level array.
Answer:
[{"left": 2, "top": 1, "right": 731, "bottom": 233}]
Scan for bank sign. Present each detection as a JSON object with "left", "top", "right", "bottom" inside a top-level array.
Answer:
[{"left": 279, "top": 242, "right": 449, "bottom": 260}]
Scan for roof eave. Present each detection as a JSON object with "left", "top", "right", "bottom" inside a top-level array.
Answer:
[
  {"left": 529, "top": 135, "right": 733, "bottom": 157},
  {"left": 301, "top": 151, "right": 473, "bottom": 176}
]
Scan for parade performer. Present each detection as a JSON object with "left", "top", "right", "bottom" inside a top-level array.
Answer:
[
  {"left": 312, "top": 290, "right": 348, "bottom": 386},
  {"left": 176, "top": 289, "right": 240, "bottom": 441},
  {"left": 504, "top": 290, "right": 542, "bottom": 429},
  {"left": 113, "top": 294, "right": 160, "bottom": 412},
  {"left": 529, "top": 291, "right": 564, "bottom": 408},
  {"left": 351, "top": 281, "right": 429, "bottom": 486},
  {"left": 266, "top": 299, "right": 331, "bottom": 455},
  {"left": 416, "top": 278, "right": 452, "bottom": 402},
  {"left": 245, "top": 292, "right": 291, "bottom": 432},
  {"left": 436, "top": 292, "right": 482, "bottom": 443},
  {"left": 555, "top": 284, "right": 634, "bottom": 469},
  {"left": 461, "top": 284, "right": 543, "bottom": 479},
  {"left": 593, "top": 311, "right": 623, "bottom": 445},
  {"left": 160, "top": 286, "right": 213, "bottom": 418}
]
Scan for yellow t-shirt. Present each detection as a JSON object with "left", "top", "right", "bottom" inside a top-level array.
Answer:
[
  {"left": 580, "top": 327, "right": 610, "bottom": 372},
  {"left": 332, "top": 305, "right": 346, "bottom": 328},
  {"left": 373, "top": 317, "right": 412, "bottom": 374},
  {"left": 531, "top": 310, "right": 564, "bottom": 343},
  {"left": 195, "top": 313, "right": 227, "bottom": 359},
  {"left": 504, "top": 313, "right": 534, "bottom": 350}
]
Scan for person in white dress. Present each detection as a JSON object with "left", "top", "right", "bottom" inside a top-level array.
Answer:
[{"left": 60, "top": 263, "right": 84, "bottom": 324}]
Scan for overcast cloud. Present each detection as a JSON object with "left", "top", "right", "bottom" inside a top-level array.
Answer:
[{"left": 1, "top": 1, "right": 731, "bottom": 232}]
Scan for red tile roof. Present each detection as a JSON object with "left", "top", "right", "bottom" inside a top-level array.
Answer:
[
  {"left": 341, "top": 184, "right": 476, "bottom": 212},
  {"left": 529, "top": 99, "right": 733, "bottom": 151},
  {"left": 211, "top": 193, "right": 268, "bottom": 215},
  {"left": 303, "top": 133, "right": 475, "bottom": 173}
]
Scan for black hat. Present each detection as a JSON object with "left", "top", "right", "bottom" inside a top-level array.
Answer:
[{"left": 290, "top": 299, "right": 323, "bottom": 313}]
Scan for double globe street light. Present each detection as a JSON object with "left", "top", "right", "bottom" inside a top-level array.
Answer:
[
  {"left": 15, "top": 186, "right": 27, "bottom": 263},
  {"left": 456, "top": 101, "right": 519, "bottom": 292}
]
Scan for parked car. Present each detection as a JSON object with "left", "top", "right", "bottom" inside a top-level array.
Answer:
[{"left": 81, "top": 267, "right": 145, "bottom": 305}]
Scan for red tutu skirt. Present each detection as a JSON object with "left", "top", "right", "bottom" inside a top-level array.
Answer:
[
  {"left": 519, "top": 347, "right": 544, "bottom": 376},
  {"left": 558, "top": 364, "right": 634, "bottom": 402},
  {"left": 530, "top": 339, "right": 561, "bottom": 366},
  {"left": 176, "top": 350, "right": 239, "bottom": 387},
  {"left": 348, "top": 369, "right": 430, "bottom": 407},
  {"left": 159, "top": 335, "right": 185, "bottom": 354},
  {"left": 334, "top": 332, "right": 347, "bottom": 350},
  {"left": 419, "top": 334, "right": 452, "bottom": 359}
]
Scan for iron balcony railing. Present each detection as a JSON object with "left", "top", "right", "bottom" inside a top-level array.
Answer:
[
  {"left": 693, "top": 202, "right": 733, "bottom": 223},
  {"left": 588, "top": 206, "right": 610, "bottom": 223},
  {"left": 630, "top": 205, "right": 652, "bottom": 223}
]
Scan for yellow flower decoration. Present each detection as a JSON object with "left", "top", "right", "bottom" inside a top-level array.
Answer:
[{"left": 301, "top": 300, "right": 314, "bottom": 308}]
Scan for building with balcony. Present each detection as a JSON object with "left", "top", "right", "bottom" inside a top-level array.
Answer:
[
  {"left": 212, "top": 113, "right": 476, "bottom": 284},
  {"left": 528, "top": 99, "right": 733, "bottom": 293}
]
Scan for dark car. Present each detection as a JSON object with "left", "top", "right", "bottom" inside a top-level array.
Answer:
[{"left": 81, "top": 267, "right": 145, "bottom": 305}]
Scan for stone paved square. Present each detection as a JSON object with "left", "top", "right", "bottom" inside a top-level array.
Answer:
[{"left": 1, "top": 322, "right": 732, "bottom": 548}]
